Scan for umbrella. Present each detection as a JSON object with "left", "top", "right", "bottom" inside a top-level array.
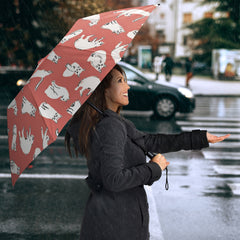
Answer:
[{"left": 7, "top": 4, "right": 159, "bottom": 186}]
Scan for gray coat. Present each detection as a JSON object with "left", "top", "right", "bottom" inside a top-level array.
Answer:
[{"left": 68, "top": 109, "right": 209, "bottom": 240}]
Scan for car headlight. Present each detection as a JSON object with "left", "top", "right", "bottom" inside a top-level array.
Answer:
[
  {"left": 16, "top": 79, "right": 27, "bottom": 87},
  {"left": 178, "top": 87, "right": 194, "bottom": 98}
]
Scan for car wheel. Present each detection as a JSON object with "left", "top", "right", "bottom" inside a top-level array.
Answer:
[{"left": 154, "top": 96, "right": 177, "bottom": 119}]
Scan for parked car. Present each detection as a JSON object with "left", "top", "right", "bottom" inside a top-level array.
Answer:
[
  {"left": 118, "top": 61, "right": 195, "bottom": 119},
  {"left": 1, "top": 63, "right": 195, "bottom": 119},
  {"left": 0, "top": 67, "right": 33, "bottom": 105}
]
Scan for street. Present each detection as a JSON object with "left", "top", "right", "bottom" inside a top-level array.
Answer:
[
  {"left": 0, "top": 96, "right": 240, "bottom": 239},
  {"left": 152, "top": 96, "right": 240, "bottom": 240}
]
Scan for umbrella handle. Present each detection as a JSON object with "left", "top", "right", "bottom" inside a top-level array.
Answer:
[
  {"left": 87, "top": 101, "right": 104, "bottom": 115},
  {"left": 147, "top": 151, "right": 169, "bottom": 191}
]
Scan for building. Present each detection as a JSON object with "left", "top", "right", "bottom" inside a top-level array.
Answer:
[{"left": 142, "top": 0, "right": 216, "bottom": 59}]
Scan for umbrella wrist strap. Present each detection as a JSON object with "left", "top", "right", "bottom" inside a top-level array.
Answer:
[{"left": 129, "top": 138, "right": 169, "bottom": 191}]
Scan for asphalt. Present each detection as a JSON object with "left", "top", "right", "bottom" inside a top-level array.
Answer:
[
  {"left": 142, "top": 72, "right": 240, "bottom": 239},
  {"left": 1, "top": 71, "right": 239, "bottom": 240},
  {"left": 144, "top": 72, "right": 240, "bottom": 97}
]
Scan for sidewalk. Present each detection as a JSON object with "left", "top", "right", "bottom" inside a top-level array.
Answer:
[{"left": 144, "top": 72, "right": 240, "bottom": 97}]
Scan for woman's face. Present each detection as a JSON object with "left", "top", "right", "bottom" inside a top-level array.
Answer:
[{"left": 105, "top": 69, "right": 130, "bottom": 112}]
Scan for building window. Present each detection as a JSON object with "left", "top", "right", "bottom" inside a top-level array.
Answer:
[
  {"left": 204, "top": 12, "right": 213, "bottom": 18},
  {"left": 183, "top": 13, "right": 192, "bottom": 24},
  {"left": 160, "top": 13, "right": 165, "bottom": 19}
]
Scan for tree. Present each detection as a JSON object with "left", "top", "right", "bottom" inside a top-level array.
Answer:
[
  {"left": 0, "top": 0, "right": 110, "bottom": 67},
  {"left": 186, "top": 0, "right": 240, "bottom": 64}
]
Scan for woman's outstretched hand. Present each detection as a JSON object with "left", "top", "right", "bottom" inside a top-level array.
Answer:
[
  {"left": 150, "top": 153, "right": 169, "bottom": 171},
  {"left": 207, "top": 132, "right": 230, "bottom": 143}
]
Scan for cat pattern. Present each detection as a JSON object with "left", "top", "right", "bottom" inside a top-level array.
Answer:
[
  {"left": 19, "top": 127, "right": 34, "bottom": 155},
  {"left": 10, "top": 160, "right": 20, "bottom": 175},
  {"left": 63, "top": 62, "right": 84, "bottom": 77},
  {"left": 101, "top": 20, "right": 125, "bottom": 34},
  {"left": 74, "top": 35, "right": 104, "bottom": 50},
  {"left": 115, "top": 9, "right": 150, "bottom": 22},
  {"left": 47, "top": 50, "right": 61, "bottom": 64},
  {"left": 33, "top": 148, "right": 41, "bottom": 160},
  {"left": 83, "top": 14, "right": 100, "bottom": 26},
  {"left": 8, "top": 99, "right": 18, "bottom": 115},
  {"left": 41, "top": 127, "right": 49, "bottom": 149},
  {"left": 30, "top": 69, "right": 52, "bottom": 90},
  {"left": 111, "top": 42, "right": 128, "bottom": 64},
  {"left": 87, "top": 50, "right": 106, "bottom": 72},
  {"left": 60, "top": 29, "right": 83, "bottom": 44},
  {"left": 75, "top": 76, "right": 100, "bottom": 96},
  {"left": 11, "top": 125, "right": 17, "bottom": 151},
  {"left": 45, "top": 81, "right": 69, "bottom": 102},
  {"left": 21, "top": 97, "right": 36, "bottom": 117},
  {"left": 39, "top": 102, "right": 62, "bottom": 123},
  {"left": 67, "top": 100, "right": 81, "bottom": 116},
  {"left": 127, "top": 30, "right": 138, "bottom": 39}
]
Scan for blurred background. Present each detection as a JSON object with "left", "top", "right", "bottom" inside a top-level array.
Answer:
[
  {"left": 0, "top": 1, "right": 240, "bottom": 240},
  {"left": 1, "top": 0, "right": 240, "bottom": 77}
]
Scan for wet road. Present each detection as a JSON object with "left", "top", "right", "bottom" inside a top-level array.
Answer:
[
  {"left": 153, "top": 97, "right": 240, "bottom": 240},
  {"left": 0, "top": 96, "right": 240, "bottom": 239}
]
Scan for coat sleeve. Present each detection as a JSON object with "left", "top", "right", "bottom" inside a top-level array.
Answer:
[
  {"left": 96, "top": 117, "right": 162, "bottom": 192},
  {"left": 143, "top": 130, "right": 209, "bottom": 154}
]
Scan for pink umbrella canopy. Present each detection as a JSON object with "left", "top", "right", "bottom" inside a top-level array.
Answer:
[{"left": 7, "top": 4, "right": 158, "bottom": 186}]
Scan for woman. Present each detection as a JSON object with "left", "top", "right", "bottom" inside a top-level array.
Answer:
[{"left": 65, "top": 64, "right": 229, "bottom": 240}]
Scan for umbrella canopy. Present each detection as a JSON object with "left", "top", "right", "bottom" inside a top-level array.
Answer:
[{"left": 7, "top": 4, "right": 158, "bottom": 186}]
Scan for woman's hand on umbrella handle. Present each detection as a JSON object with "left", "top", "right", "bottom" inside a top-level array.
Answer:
[
  {"left": 150, "top": 153, "right": 169, "bottom": 171},
  {"left": 206, "top": 132, "right": 230, "bottom": 144}
]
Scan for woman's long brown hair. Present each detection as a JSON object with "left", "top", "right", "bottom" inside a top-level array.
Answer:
[{"left": 65, "top": 64, "right": 125, "bottom": 159}]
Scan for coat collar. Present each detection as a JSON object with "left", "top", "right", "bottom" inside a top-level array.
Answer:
[{"left": 103, "top": 109, "right": 146, "bottom": 140}]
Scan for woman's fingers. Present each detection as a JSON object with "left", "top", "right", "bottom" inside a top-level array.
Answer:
[
  {"left": 207, "top": 132, "right": 231, "bottom": 143},
  {"left": 151, "top": 153, "right": 169, "bottom": 170}
]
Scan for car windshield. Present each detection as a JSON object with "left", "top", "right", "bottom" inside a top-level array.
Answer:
[{"left": 121, "top": 66, "right": 147, "bottom": 86}]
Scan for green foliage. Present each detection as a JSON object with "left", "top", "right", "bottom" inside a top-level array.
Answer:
[
  {"left": 187, "top": 0, "right": 240, "bottom": 64},
  {"left": 0, "top": 0, "right": 110, "bottom": 67}
]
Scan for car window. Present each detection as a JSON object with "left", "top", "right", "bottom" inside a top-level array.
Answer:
[
  {"left": 122, "top": 67, "right": 146, "bottom": 85},
  {"left": 127, "top": 80, "right": 141, "bottom": 86}
]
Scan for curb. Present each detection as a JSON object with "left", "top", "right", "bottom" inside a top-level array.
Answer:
[{"left": 144, "top": 72, "right": 240, "bottom": 97}]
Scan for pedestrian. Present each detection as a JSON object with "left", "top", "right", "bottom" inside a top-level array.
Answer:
[
  {"left": 162, "top": 53, "right": 174, "bottom": 81},
  {"left": 65, "top": 64, "right": 230, "bottom": 240},
  {"left": 153, "top": 56, "right": 163, "bottom": 80},
  {"left": 185, "top": 56, "right": 193, "bottom": 87}
]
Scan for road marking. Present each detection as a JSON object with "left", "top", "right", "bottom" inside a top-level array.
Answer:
[
  {"left": 0, "top": 173, "right": 87, "bottom": 179},
  {"left": 213, "top": 165, "right": 240, "bottom": 175},
  {"left": 208, "top": 142, "right": 240, "bottom": 149},
  {"left": 180, "top": 126, "right": 240, "bottom": 133},
  {"left": 121, "top": 110, "right": 153, "bottom": 117},
  {"left": 203, "top": 151, "right": 240, "bottom": 160},
  {"left": 228, "top": 183, "right": 240, "bottom": 195},
  {"left": 145, "top": 186, "right": 165, "bottom": 240},
  {"left": 176, "top": 116, "right": 240, "bottom": 122},
  {"left": 0, "top": 175, "right": 165, "bottom": 239},
  {"left": 0, "top": 135, "right": 8, "bottom": 139},
  {"left": 177, "top": 121, "right": 240, "bottom": 127}
]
